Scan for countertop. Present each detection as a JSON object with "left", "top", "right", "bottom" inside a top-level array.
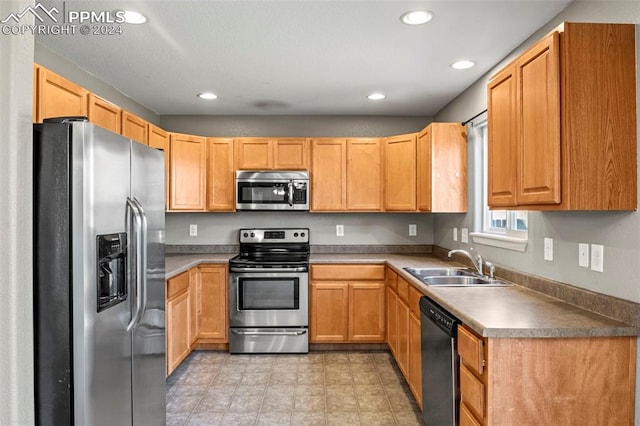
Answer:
[{"left": 165, "top": 253, "right": 639, "bottom": 339}]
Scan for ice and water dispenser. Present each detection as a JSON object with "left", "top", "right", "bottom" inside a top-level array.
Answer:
[{"left": 97, "top": 233, "right": 127, "bottom": 312}]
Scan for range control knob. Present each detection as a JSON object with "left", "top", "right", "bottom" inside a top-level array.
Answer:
[
  {"left": 301, "top": 232, "right": 306, "bottom": 237},
  {"left": 243, "top": 232, "right": 249, "bottom": 238},
  {"left": 250, "top": 232, "right": 255, "bottom": 238},
  {"left": 294, "top": 232, "right": 299, "bottom": 237}
]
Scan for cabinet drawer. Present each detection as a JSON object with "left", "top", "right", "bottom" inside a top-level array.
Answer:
[
  {"left": 460, "top": 401, "right": 482, "bottom": 426},
  {"left": 311, "top": 264, "right": 385, "bottom": 281},
  {"left": 408, "top": 284, "right": 423, "bottom": 316},
  {"left": 385, "top": 267, "right": 398, "bottom": 291},
  {"left": 167, "top": 271, "right": 190, "bottom": 299},
  {"left": 460, "top": 364, "right": 485, "bottom": 420},
  {"left": 458, "top": 325, "right": 484, "bottom": 375},
  {"left": 396, "top": 276, "right": 409, "bottom": 303}
]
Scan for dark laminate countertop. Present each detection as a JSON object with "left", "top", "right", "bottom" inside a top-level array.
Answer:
[{"left": 165, "top": 253, "right": 639, "bottom": 339}]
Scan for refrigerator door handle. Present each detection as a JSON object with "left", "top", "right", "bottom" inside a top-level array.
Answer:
[
  {"left": 132, "top": 197, "right": 148, "bottom": 322},
  {"left": 126, "top": 198, "right": 144, "bottom": 331}
]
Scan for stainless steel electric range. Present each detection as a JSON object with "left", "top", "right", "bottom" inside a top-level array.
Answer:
[{"left": 228, "top": 228, "right": 310, "bottom": 354}]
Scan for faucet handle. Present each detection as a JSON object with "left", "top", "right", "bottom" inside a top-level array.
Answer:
[{"left": 484, "top": 261, "right": 495, "bottom": 279}]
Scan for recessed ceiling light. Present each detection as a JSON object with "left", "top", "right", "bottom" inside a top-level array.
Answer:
[
  {"left": 451, "top": 60, "right": 476, "bottom": 70},
  {"left": 367, "top": 93, "right": 386, "bottom": 101},
  {"left": 400, "top": 10, "right": 433, "bottom": 25},
  {"left": 123, "top": 10, "right": 147, "bottom": 24},
  {"left": 197, "top": 92, "right": 218, "bottom": 100}
]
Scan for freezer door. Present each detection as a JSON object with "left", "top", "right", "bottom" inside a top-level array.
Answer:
[
  {"left": 73, "top": 123, "right": 133, "bottom": 425},
  {"left": 130, "top": 141, "right": 166, "bottom": 425}
]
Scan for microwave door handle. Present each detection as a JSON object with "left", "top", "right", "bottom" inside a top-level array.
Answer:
[{"left": 288, "top": 182, "right": 294, "bottom": 206}]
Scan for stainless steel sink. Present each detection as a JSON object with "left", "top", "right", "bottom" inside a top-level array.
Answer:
[{"left": 403, "top": 267, "right": 513, "bottom": 287}]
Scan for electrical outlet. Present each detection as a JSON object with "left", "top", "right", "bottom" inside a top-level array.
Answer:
[
  {"left": 453, "top": 227, "right": 458, "bottom": 242},
  {"left": 189, "top": 224, "right": 198, "bottom": 237},
  {"left": 591, "top": 244, "right": 604, "bottom": 272},
  {"left": 409, "top": 224, "right": 417, "bottom": 236},
  {"left": 336, "top": 224, "right": 344, "bottom": 237},
  {"left": 544, "top": 238, "right": 553, "bottom": 261},
  {"left": 461, "top": 228, "right": 468, "bottom": 244},
  {"left": 578, "top": 243, "right": 589, "bottom": 268}
]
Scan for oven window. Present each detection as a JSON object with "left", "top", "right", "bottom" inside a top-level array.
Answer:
[
  {"left": 238, "top": 277, "right": 299, "bottom": 310},
  {"left": 238, "top": 182, "right": 288, "bottom": 204}
]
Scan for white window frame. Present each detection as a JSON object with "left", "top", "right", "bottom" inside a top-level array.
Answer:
[{"left": 470, "top": 121, "right": 528, "bottom": 252}]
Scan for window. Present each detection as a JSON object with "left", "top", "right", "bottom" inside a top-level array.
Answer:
[{"left": 470, "top": 122, "right": 528, "bottom": 251}]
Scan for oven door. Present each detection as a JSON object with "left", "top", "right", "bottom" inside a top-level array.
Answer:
[{"left": 229, "top": 271, "right": 309, "bottom": 327}]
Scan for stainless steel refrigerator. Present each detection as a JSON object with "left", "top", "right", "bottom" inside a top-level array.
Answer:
[{"left": 33, "top": 118, "right": 166, "bottom": 426}]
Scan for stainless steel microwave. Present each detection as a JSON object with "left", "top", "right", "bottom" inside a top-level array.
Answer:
[{"left": 236, "top": 170, "right": 310, "bottom": 211}]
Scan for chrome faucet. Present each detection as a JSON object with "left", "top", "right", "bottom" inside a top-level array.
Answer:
[{"left": 448, "top": 248, "right": 485, "bottom": 277}]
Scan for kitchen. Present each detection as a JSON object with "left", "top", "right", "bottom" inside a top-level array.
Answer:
[{"left": 3, "top": 0, "right": 640, "bottom": 425}]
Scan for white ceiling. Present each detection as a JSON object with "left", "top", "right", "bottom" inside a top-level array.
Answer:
[{"left": 36, "top": 0, "right": 572, "bottom": 116}]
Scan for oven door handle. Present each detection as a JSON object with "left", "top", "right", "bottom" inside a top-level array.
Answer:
[
  {"left": 231, "top": 329, "right": 308, "bottom": 336},
  {"left": 229, "top": 267, "right": 308, "bottom": 273}
]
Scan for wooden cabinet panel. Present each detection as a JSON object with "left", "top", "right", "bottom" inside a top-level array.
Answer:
[
  {"left": 167, "top": 271, "right": 190, "bottom": 300},
  {"left": 385, "top": 268, "right": 398, "bottom": 292},
  {"left": 458, "top": 325, "right": 485, "bottom": 375},
  {"left": 348, "top": 282, "right": 385, "bottom": 342},
  {"left": 198, "top": 265, "right": 228, "bottom": 342},
  {"left": 311, "top": 264, "right": 385, "bottom": 281},
  {"left": 310, "top": 282, "right": 349, "bottom": 342},
  {"left": 274, "top": 138, "right": 309, "bottom": 170},
  {"left": 147, "top": 124, "right": 169, "bottom": 209},
  {"left": 386, "top": 286, "right": 398, "bottom": 356},
  {"left": 396, "top": 297, "right": 410, "bottom": 376},
  {"left": 417, "top": 123, "right": 467, "bottom": 212},
  {"left": 35, "top": 67, "right": 87, "bottom": 123},
  {"left": 396, "top": 276, "right": 409, "bottom": 304},
  {"left": 346, "top": 138, "right": 382, "bottom": 211},
  {"left": 206, "top": 138, "right": 235, "bottom": 211},
  {"left": 460, "top": 364, "right": 485, "bottom": 419},
  {"left": 311, "top": 138, "right": 347, "bottom": 211},
  {"left": 408, "top": 311, "right": 422, "bottom": 408},
  {"left": 166, "top": 271, "right": 191, "bottom": 376},
  {"left": 87, "top": 93, "right": 121, "bottom": 133},
  {"left": 235, "top": 138, "right": 272, "bottom": 170},
  {"left": 189, "top": 268, "right": 198, "bottom": 346},
  {"left": 516, "top": 32, "right": 561, "bottom": 205},
  {"left": 169, "top": 133, "right": 206, "bottom": 210},
  {"left": 384, "top": 133, "right": 416, "bottom": 211},
  {"left": 460, "top": 403, "right": 482, "bottom": 426},
  {"left": 487, "top": 64, "right": 518, "bottom": 207},
  {"left": 121, "top": 111, "right": 148, "bottom": 145}
]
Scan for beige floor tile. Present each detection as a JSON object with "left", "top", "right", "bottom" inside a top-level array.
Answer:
[
  {"left": 227, "top": 395, "right": 263, "bottom": 412},
  {"left": 394, "top": 411, "right": 425, "bottom": 425},
  {"left": 294, "top": 394, "right": 326, "bottom": 412},
  {"left": 295, "top": 384, "right": 325, "bottom": 396},
  {"left": 354, "top": 383, "right": 386, "bottom": 396},
  {"left": 291, "top": 411, "right": 327, "bottom": 426},
  {"left": 265, "top": 383, "right": 295, "bottom": 397},
  {"left": 245, "top": 363, "right": 273, "bottom": 373},
  {"left": 220, "top": 412, "right": 258, "bottom": 426},
  {"left": 261, "top": 394, "right": 295, "bottom": 411},
  {"left": 348, "top": 353, "right": 374, "bottom": 364},
  {"left": 186, "top": 411, "right": 224, "bottom": 425},
  {"left": 256, "top": 411, "right": 292, "bottom": 426},
  {"left": 240, "top": 371, "right": 270, "bottom": 385},
  {"left": 352, "top": 371, "right": 381, "bottom": 385},
  {"left": 269, "top": 371, "right": 298, "bottom": 384},
  {"left": 326, "top": 393, "right": 358, "bottom": 411},
  {"left": 325, "top": 371, "right": 353, "bottom": 384},
  {"left": 297, "top": 371, "right": 325, "bottom": 384},
  {"left": 206, "top": 384, "right": 237, "bottom": 397},
  {"left": 358, "top": 411, "right": 397, "bottom": 425},
  {"left": 212, "top": 371, "right": 243, "bottom": 385},
  {"left": 350, "top": 363, "right": 378, "bottom": 374},
  {"left": 325, "top": 383, "right": 355, "bottom": 397},
  {"left": 327, "top": 411, "right": 361, "bottom": 425},
  {"left": 195, "top": 394, "right": 232, "bottom": 412},
  {"left": 234, "top": 384, "right": 266, "bottom": 396},
  {"left": 357, "top": 394, "right": 392, "bottom": 412},
  {"left": 324, "top": 352, "right": 350, "bottom": 364}
]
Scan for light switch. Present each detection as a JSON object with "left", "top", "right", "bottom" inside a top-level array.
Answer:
[
  {"left": 336, "top": 224, "right": 344, "bottom": 237},
  {"left": 189, "top": 224, "right": 198, "bottom": 237},
  {"left": 591, "top": 244, "right": 604, "bottom": 272},
  {"left": 461, "top": 228, "right": 468, "bottom": 244},
  {"left": 453, "top": 227, "right": 458, "bottom": 242},
  {"left": 578, "top": 243, "right": 589, "bottom": 268},
  {"left": 409, "top": 224, "right": 417, "bottom": 236},
  {"left": 544, "top": 238, "right": 553, "bottom": 261}
]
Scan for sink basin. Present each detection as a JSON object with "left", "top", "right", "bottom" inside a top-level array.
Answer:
[{"left": 403, "top": 267, "right": 513, "bottom": 287}]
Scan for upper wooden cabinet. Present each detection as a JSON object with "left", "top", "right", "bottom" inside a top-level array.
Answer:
[
  {"left": 34, "top": 65, "right": 87, "bottom": 123},
  {"left": 488, "top": 22, "right": 637, "bottom": 210},
  {"left": 417, "top": 123, "right": 467, "bottom": 212},
  {"left": 311, "top": 138, "right": 347, "bottom": 211},
  {"left": 346, "top": 138, "right": 383, "bottom": 211},
  {"left": 147, "top": 124, "right": 169, "bottom": 209},
  {"left": 206, "top": 138, "right": 235, "bottom": 211},
  {"left": 235, "top": 137, "right": 309, "bottom": 170},
  {"left": 169, "top": 133, "right": 207, "bottom": 211},
  {"left": 384, "top": 133, "right": 417, "bottom": 211},
  {"left": 121, "top": 110, "right": 148, "bottom": 145},
  {"left": 87, "top": 93, "right": 121, "bottom": 134}
]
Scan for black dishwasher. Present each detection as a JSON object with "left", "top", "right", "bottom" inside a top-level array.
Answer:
[{"left": 420, "top": 296, "right": 460, "bottom": 426}]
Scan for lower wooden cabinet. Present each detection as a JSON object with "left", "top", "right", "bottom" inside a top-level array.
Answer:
[
  {"left": 310, "top": 264, "right": 385, "bottom": 343},
  {"left": 165, "top": 264, "right": 228, "bottom": 375}
]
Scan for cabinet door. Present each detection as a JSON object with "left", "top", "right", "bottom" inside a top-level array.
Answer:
[
  {"left": 430, "top": 123, "right": 468, "bottom": 212},
  {"left": 147, "top": 124, "right": 169, "bottom": 209},
  {"left": 416, "top": 126, "right": 433, "bottom": 211},
  {"left": 235, "top": 138, "right": 272, "bottom": 169},
  {"left": 311, "top": 139, "right": 347, "bottom": 211},
  {"left": 396, "top": 297, "right": 410, "bottom": 376},
  {"left": 516, "top": 32, "right": 561, "bottom": 205},
  {"left": 121, "top": 111, "right": 148, "bottom": 145},
  {"left": 274, "top": 138, "right": 309, "bottom": 170},
  {"left": 386, "top": 286, "right": 398, "bottom": 356},
  {"left": 189, "top": 268, "right": 199, "bottom": 346},
  {"left": 206, "top": 138, "right": 235, "bottom": 211},
  {"left": 87, "top": 93, "right": 121, "bottom": 133},
  {"left": 35, "top": 67, "right": 87, "bottom": 123},
  {"left": 408, "top": 311, "right": 422, "bottom": 408},
  {"left": 198, "top": 265, "right": 228, "bottom": 342},
  {"left": 487, "top": 64, "right": 518, "bottom": 207},
  {"left": 346, "top": 138, "right": 382, "bottom": 211},
  {"left": 384, "top": 133, "right": 417, "bottom": 211},
  {"left": 310, "top": 282, "right": 349, "bottom": 342},
  {"left": 348, "top": 282, "right": 385, "bottom": 342},
  {"left": 166, "top": 290, "right": 190, "bottom": 375},
  {"left": 169, "top": 133, "right": 206, "bottom": 210}
]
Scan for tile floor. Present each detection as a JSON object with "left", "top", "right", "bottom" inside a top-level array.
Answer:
[{"left": 166, "top": 351, "right": 425, "bottom": 425}]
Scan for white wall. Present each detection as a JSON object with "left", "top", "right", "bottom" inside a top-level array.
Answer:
[
  {"left": 434, "top": 0, "right": 640, "bottom": 303},
  {"left": 0, "top": 1, "right": 34, "bottom": 424}
]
